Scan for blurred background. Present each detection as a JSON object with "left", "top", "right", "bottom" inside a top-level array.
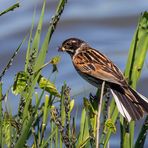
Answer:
[{"left": 0, "top": 0, "right": 148, "bottom": 147}]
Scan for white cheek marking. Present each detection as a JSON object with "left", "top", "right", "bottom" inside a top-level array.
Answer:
[
  {"left": 72, "top": 43, "right": 86, "bottom": 59},
  {"left": 75, "top": 47, "right": 81, "bottom": 54},
  {"left": 72, "top": 47, "right": 81, "bottom": 60}
]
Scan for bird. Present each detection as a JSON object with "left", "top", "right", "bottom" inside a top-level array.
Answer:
[{"left": 58, "top": 37, "right": 148, "bottom": 122}]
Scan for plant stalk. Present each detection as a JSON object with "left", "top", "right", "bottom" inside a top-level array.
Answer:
[{"left": 96, "top": 81, "right": 105, "bottom": 148}]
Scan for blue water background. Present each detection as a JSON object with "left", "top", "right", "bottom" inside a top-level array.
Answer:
[{"left": 0, "top": 0, "right": 148, "bottom": 147}]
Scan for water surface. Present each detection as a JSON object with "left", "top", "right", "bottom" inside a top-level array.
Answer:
[{"left": 0, "top": 0, "right": 148, "bottom": 147}]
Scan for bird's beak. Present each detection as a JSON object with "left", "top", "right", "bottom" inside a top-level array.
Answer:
[{"left": 58, "top": 46, "right": 66, "bottom": 52}]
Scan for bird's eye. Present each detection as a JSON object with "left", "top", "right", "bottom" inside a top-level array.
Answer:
[
  {"left": 65, "top": 42, "right": 72, "bottom": 48},
  {"left": 67, "top": 42, "right": 72, "bottom": 46}
]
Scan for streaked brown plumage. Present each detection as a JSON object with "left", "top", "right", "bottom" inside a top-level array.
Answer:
[{"left": 59, "top": 38, "right": 148, "bottom": 122}]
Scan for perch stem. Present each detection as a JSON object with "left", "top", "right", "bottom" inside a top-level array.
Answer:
[{"left": 96, "top": 81, "right": 105, "bottom": 148}]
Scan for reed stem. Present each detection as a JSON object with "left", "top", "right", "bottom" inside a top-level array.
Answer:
[{"left": 96, "top": 81, "right": 105, "bottom": 148}]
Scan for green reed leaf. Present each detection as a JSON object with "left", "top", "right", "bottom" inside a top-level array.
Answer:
[
  {"left": 102, "top": 11, "right": 148, "bottom": 148},
  {"left": 2, "top": 113, "right": 12, "bottom": 148},
  {"left": 83, "top": 98, "right": 95, "bottom": 117},
  {"left": 104, "top": 119, "right": 116, "bottom": 134},
  {"left": 12, "top": 71, "right": 29, "bottom": 95},
  {"left": 76, "top": 108, "right": 86, "bottom": 148},
  {"left": 69, "top": 99, "right": 75, "bottom": 113},
  {"left": 0, "top": 3, "right": 19, "bottom": 16},
  {"left": 0, "top": 83, "right": 2, "bottom": 145},
  {"left": 38, "top": 75, "right": 60, "bottom": 97}
]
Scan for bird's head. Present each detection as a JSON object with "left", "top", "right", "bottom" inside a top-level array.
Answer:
[{"left": 59, "top": 38, "right": 85, "bottom": 56}]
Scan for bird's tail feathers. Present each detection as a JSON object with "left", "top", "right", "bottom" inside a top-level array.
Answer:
[
  {"left": 110, "top": 89, "right": 132, "bottom": 122},
  {"left": 110, "top": 86, "right": 148, "bottom": 122},
  {"left": 128, "top": 87, "right": 148, "bottom": 113}
]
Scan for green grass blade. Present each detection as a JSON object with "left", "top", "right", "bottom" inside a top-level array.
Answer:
[
  {"left": 102, "top": 11, "right": 148, "bottom": 147},
  {"left": 134, "top": 12, "right": 148, "bottom": 147},
  {"left": 0, "top": 83, "right": 2, "bottom": 147},
  {"left": 38, "top": 75, "right": 60, "bottom": 97},
  {"left": 22, "top": 0, "right": 47, "bottom": 122},
  {"left": 130, "top": 33, "right": 148, "bottom": 87},
  {"left": 123, "top": 133, "right": 130, "bottom": 148},
  {"left": 40, "top": 127, "right": 57, "bottom": 148},
  {"left": 103, "top": 106, "right": 118, "bottom": 147},
  {"left": 59, "top": 84, "right": 68, "bottom": 147},
  {"left": 40, "top": 95, "right": 49, "bottom": 144},
  {"left": 135, "top": 116, "right": 148, "bottom": 148},
  {"left": 23, "top": 0, "right": 67, "bottom": 122},
  {"left": 25, "top": 0, "right": 46, "bottom": 76},
  {"left": 31, "top": 0, "right": 46, "bottom": 55},
  {"left": 34, "top": 0, "right": 67, "bottom": 71},
  {"left": 0, "top": 36, "right": 26, "bottom": 81},
  {"left": 124, "top": 12, "right": 148, "bottom": 148},
  {"left": 76, "top": 108, "right": 86, "bottom": 148},
  {"left": 0, "top": 3, "right": 19, "bottom": 16},
  {"left": 0, "top": 0, "right": 68, "bottom": 147},
  {"left": 82, "top": 114, "right": 90, "bottom": 147},
  {"left": 25, "top": 9, "right": 36, "bottom": 72},
  {"left": 15, "top": 90, "right": 44, "bottom": 148},
  {"left": 124, "top": 12, "right": 148, "bottom": 86},
  {"left": 42, "top": 95, "right": 49, "bottom": 130},
  {"left": 14, "top": 116, "right": 34, "bottom": 148}
]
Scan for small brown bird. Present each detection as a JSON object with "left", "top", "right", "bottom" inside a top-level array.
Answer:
[{"left": 59, "top": 38, "right": 148, "bottom": 122}]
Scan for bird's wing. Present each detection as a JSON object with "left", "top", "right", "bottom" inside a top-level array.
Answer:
[{"left": 73, "top": 48, "right": 126, "bottom": 86}]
